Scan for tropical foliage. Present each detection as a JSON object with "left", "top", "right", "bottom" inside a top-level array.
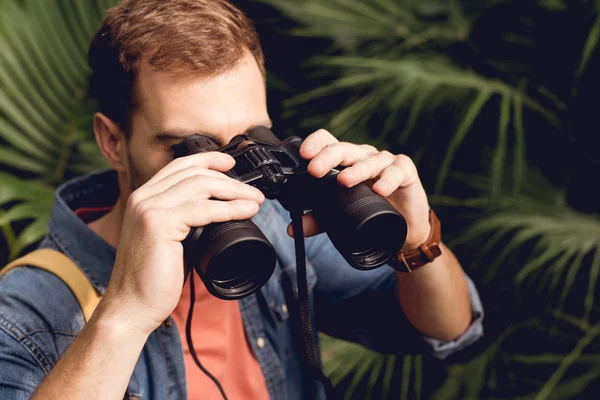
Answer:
[
  {"left": 2, "top": 0, "right": 600, "bottom": 398},
  {"left": 0, "top": 0, "right": 112, "bottom": 259},
  {"left": 254, "top": 0, "right": 600, "bottom": 398}
]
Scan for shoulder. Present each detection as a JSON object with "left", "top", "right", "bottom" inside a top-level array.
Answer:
[
  {"left": 0, "top": 265, "right": 85, "bottom": 334},
  {"left": 0, "top": 240, "right": 85, "bottom": 370}
]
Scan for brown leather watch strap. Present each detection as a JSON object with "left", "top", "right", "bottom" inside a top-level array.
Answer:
[{"left": 390, "top": 208, "right": 442, "bottom": 273}]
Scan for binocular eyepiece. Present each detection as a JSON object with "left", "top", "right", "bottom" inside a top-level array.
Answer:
[{"left": 173, "top": 127, "right": 407, "bottom": 300}]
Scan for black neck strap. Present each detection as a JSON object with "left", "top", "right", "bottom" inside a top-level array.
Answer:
[{"left": 290, "top": 208, "right": 335, "bottom": 399}]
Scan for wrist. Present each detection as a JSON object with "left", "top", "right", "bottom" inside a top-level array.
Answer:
[
  {"left": 390, "top": 208, "right": 442, "bottom": 273},
  {"left": 91, "top": 293, "right": 156, "bottom": 339},
  {"left": 400, "top": 204, "right": 432, "bottom": 251},
  {"left": 401, "top": 223, "right": 431, "bottom": 252},
  {"left": 88, "top": 312, "right": 150, "bottom": 352}
]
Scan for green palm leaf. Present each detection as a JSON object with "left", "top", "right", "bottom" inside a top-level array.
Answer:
[
  {"left": 320, "top": 334, "right": 408, "bottom": 399},
  {"left": 434, "top": 311, "right": 600, "bottom": 400},
  {"left": 284, "top": 54, "right": 555, "bottom": 193},
  {"left": 534, "top": 321, "right": 600, "bottom": 400},
  {"left": 577, "top": 0, "right": 600, "bottom": 76},
  {"left": 0, "top": 0, "right": 114, "bottom": 259},
  {"left": 320, "top": 333, "right": 425, "bottom": 400},
  {"left": 261, "top": 0, "right": 469, "bottom": 50},
  {"left": 263, "top": 0, "right": 563, "bottom": 195},
  {"left": 441, "top": 165, "right": 600, "bottom": 318},
  {"left": 260, "top": 1, "right": 600, "bottom": 399},
  {"left": 0, "top": 171, "right": 54, "bottom": 257}
]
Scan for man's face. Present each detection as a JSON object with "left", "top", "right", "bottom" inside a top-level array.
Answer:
[{"left": 124, "top": 52, "right": 270, "bottom": 190}]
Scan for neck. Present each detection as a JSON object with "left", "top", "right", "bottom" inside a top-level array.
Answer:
[{"left": 87, "top": 194, "right": 128, "bottom": 249}]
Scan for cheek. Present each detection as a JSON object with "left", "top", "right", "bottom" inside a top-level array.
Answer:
[
  {"left": 150, "top": 152, "right": 175, "bottom": 178},
  {"left": 128, "top": 139, "right": 173, "bottom": 184},
  {"left": 141, "top": 153, "right": 173, "bottom": 184}
]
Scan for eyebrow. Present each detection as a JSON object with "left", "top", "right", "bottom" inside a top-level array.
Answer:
[
  {"left": 154, "top": 122, "right": 273, "bottom": 146},
  {"left": 155, "top": 130, "right": 222, "bottom": 145}
]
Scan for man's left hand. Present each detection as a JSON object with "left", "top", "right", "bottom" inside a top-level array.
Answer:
[{"left": 287, "top": 129, "right": 431, "bottom": 251}]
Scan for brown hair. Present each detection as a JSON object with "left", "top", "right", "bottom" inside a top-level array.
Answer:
[{"left": 88, "top": 0, "right": 265, "bottom": 133}]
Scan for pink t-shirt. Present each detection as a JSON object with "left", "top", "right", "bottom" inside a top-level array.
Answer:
[{"left": 170, "top": 272, "right": 270, "bottom": 400}]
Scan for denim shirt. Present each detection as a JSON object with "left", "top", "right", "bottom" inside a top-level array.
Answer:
[{"left": 0, "top": 170, "right": 484, "bottom": 399}]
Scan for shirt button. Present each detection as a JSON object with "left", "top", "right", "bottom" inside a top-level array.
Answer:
[
  {"left": 281, "top": 304, "right": 288, "bottom": 313},
  {"left": 163, "top": 319, "right": 173, "bottom": 328},
  {"left": 256, "top": 337, "right": 266, "bottom": 349}
]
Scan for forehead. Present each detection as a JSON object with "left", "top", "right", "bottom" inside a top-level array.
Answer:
[{"left": 133, "top": 52, "right": 268, "bottom": 142}]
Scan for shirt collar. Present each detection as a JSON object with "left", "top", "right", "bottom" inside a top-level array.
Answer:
[{"left": 48, "top": 169, "right": 119, "bottom": 294}]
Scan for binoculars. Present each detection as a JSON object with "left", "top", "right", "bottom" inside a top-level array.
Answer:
[{"left": 172, "top": 127, "right": 407, "bottom": 300}]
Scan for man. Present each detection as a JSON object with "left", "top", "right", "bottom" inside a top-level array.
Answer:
[{"left": 0, "top": 0, "right": 484, "bottom": 399}]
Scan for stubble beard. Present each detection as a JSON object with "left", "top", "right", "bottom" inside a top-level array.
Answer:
[{"left": 127, "top": 149, "right": 143, "bottom": 193}]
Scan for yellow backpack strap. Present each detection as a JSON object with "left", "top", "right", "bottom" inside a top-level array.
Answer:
[{"left": 0, "top": 249, "right": 102, "bottom": 322}]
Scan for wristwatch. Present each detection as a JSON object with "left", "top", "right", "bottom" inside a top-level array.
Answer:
[{"left": 388, "top": 208, "right": 442, "bottom": 273}]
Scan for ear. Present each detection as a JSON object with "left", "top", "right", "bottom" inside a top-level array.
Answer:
[{"left": 93, "top": 113, "right": 127, "bottom": 172}]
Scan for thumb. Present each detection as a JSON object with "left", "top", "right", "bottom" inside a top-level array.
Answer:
[{"left": 286, "top": 212, "right": 322, "bottom": 238}]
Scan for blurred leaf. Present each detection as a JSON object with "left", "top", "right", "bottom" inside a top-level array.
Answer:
[
  {"left": 320, "top": 334, "right": 398, "bottom": 399},
  {"left": 463, "top": 187, "right": 600, "bottom": 295},
  {"left": 0, "top": 0, "right": 114, "bottom": 173},
  {"left": 261, "top": 0, "right": 470, "bottom": 50},
  {"left": 0, "top": 172, "right": 55, "bottom": 204},
  {"left": 0, "top": 0, "right": 116, "bottom": 258},
  {"left": 537, "top": 0, "right": 567, "bottom": 11},
  {"left": 0, "top": 172, "right": 54, "bottom": 258},
  {"left": 548, "top": 367, "right": 600, "bottom": 399},
  {"left": 436, "top": 89, "right": 491, "bottom": 193},
  {"left": 512, "top": 91, "right": 525, "bottom": 193},
  {"left": 584, "top": 250, "right": 600, "bottom": 321},
  {"left": 10, "top": 217, "right": 49, "bottom": 259},
  {"left": 511, "top": 353, "right": 600, "bottom": 365},
  {"left": 0, "top": 203, "right": 49, "bottom": 226},
  {"left": 400, "top": 356, "right": 411, "bottom": 400},
  {"left": 535, "top": 322, "right": 600, "bottom": 400},
  {"left": 0, "top": 211, "right": 16, "bottom": 253},
  {"left": 577, "top": 0, "right": 600, "bottom": 76},
  {"left": 432, "top": 321, "right": 526, "bottom": 400},
  {"left": 0, "top": 145, "right": 45, "bottom": 173},
  {"left": 285, "top": 54, "right": 554, "bottom": 193},
  {"left": 382, "top": 356, "right": 396, "bottom": 399},
  {"left": 262, "top": 0, "right": 600, "bottom": 398},
  {"left": 433, "top": 313, "right": 600, "bottom": 399},
  {"left": 490, "top": 94, "right": 510, "bottom": 197}
]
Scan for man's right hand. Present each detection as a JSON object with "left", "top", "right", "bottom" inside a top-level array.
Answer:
[{"left": 98, "top": 152, "right": 265, "bottom": 335}]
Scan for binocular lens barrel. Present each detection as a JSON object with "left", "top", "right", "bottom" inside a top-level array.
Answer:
[
  {"left": 185, "top": 221, "right": 276, "bottom": 300},
  {"left": 315, "top": 182, "right": 407, "bottom": 270}
]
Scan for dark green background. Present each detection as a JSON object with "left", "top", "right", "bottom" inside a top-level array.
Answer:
[{"left": 2, "top": 0, "right": 600, "bottom": 398}]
